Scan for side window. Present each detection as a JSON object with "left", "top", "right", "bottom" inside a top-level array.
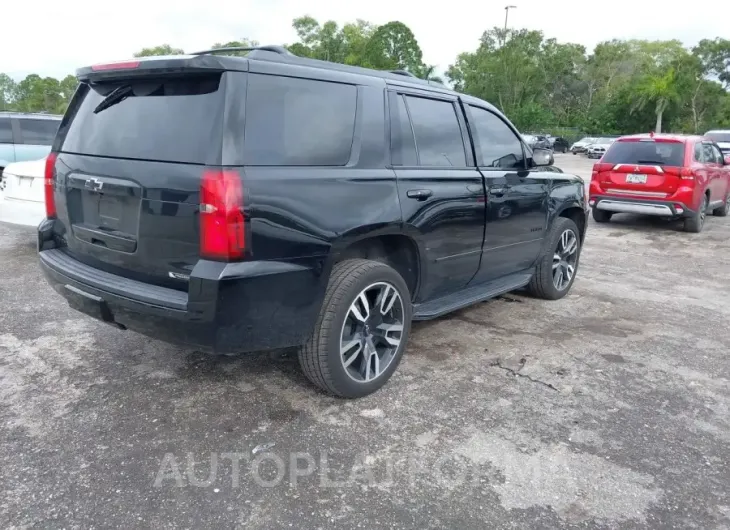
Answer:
[
  {"left": 694, "top": 143, "right": 704, "bottom": 162},
  {"left": 710, "top": 144, "right": 724, "bottom": 164},
  {"left": 0, "top": 118, "right": 13, "bottom": 144},
  {"left": 389, "top": 93, "right": 417, "bottom": 166},
  {"left": 244, "top": 74, "right": 357, "bottom": 166},
  {"left": 404, "top": 95, "right": 467, "bottom": 167},
  {"left": 702, "top": 143, "right": 718, "bottom": 165},
  {"left": 18, "top": 119, "right": 59, "bottom": 145},
  {"left": 468, "top": 106, "right": 526, "bottom": 169}
]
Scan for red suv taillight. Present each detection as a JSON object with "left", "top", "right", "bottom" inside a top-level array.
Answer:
[
  {"left": 44, "top": 152, "right": 58, "bottom": 218},
  {"left": 200, "top": 169, "right": 245, "bottom": 261}
]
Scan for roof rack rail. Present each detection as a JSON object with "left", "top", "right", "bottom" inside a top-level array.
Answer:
[
  {"left": 390, "top": 69, "right": 417, "bottom": 78},
  {"left": 190, "top": 45, "right": 294, "bottom": 56}
]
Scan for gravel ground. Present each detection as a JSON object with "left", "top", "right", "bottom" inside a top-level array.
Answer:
[{"left": 1, "top": 153, "right": 729, "bottom": 529}]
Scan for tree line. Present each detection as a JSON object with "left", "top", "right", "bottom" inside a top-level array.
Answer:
[{"left": 2, "top": 16, "right": 729, "bottom": 135}]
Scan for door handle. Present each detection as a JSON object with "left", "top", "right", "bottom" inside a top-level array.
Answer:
[
  {"left": 489, "top": 186, "right": 510, "bottom": 196},
  {"left": 406, "top": 189, "right": 433, "bottom": 201}
]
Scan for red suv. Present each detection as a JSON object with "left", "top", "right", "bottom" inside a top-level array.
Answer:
[{"left": 589, "top": 134, "right": 730, "bottom": 232}]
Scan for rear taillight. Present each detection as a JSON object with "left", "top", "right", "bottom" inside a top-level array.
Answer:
[
  {"left": 592, "top": 163, "right": 612, "bottom": 181},
  {"left": 91, "top": 61, "right": 140, "bottom": 71},
  {"left": 200, "top": 169, "right": 245, "bottom": 261},
  {"left": 44, "top": 153, "right": 58, "bottom": 218},
  {"left": 679, "top": 168, "right": 696, "bottom": 180}
]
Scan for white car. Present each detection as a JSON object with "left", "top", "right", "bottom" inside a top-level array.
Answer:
[
  {"left": 704, "top": 130, "right": 730, "bottom": 156},
  {"left": 570, "top": 137, "right": 597, "bottom": 154},
  {"left": 586, "top": 138, "right": 616, "bottom": 159},
  {"left": 0, "top": 157, "right": 47, "bottom": 227}
]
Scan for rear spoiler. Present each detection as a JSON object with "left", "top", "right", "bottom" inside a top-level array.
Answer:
[{"left": 76, "top": 54, "right": 246, "bottom": 82}]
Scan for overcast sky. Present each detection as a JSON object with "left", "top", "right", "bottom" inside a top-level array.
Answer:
[{"left": 3, "top": 0, "right": 729, "bottom": 80}]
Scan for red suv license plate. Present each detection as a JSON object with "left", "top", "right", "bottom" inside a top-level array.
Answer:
[{"left": 625, "top": 174, "right": 647, "bottom": 184}]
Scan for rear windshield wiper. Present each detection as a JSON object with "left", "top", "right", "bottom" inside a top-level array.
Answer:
[{"left": 93, "top": 85, "right": 133, "bottom": 114}]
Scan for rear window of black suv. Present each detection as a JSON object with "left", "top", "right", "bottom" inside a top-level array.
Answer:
[{"left": 60, "top": 74, "right": 224, "bottom": 164}]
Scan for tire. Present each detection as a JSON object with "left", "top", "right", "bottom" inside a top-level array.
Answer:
[
  {"left": 527, "top": 217, "right": 581, "bottom": 300},
  {"left": 712, "top": 193, "right": 729, "bottom": 217},
  {"left": 592, "top": 208, "right": 612, "bottom": 223},
  {"left": 684, "top": 194, "right": 708, "bottom": 233},
  {"left": 299, "top": 259, "right": 412, "bottom": 398}
]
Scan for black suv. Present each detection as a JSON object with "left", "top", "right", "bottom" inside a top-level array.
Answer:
[{"left": 38, "top": 46, "right": 588, "bottom": 398}]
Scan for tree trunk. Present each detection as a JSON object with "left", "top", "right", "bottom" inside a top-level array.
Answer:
[{"left": 654, "top": 99, "right": 666, "bottom": 133}]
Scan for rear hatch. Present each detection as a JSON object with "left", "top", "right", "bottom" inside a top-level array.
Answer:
[
  {"left": 51, "top": 60, "right": 229, "bottom": 290},
  {"left": 593, "top": 138, "right": 686, "bottom": 199}
]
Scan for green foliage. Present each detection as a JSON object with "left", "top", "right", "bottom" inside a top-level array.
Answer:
[
  {"left": 3, "top": 17, "right": 729, "bottom": 135},
  {"left": 133, "top": 44, "right": 185, "bottom": 57}
]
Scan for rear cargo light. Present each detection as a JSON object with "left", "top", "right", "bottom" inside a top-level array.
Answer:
[
  {"left": 44, "top": 153, "right": 58, "bottom": 218},
  {"left": 91, "top": 61, "right": 141, "bottom": 71},
  {"left": 200, "top": 169, "right": 245, "bottom": 261}
]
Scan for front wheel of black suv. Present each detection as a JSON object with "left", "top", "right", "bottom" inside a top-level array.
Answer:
[
  {"left": 299, "top": 259, "right": 412, "bottom": 398},
  {"left": 527, "top": 217, "right": 581, "bottom": 300}
]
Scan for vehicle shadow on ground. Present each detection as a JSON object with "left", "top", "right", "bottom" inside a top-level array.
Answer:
[{"left": 597, "top": 213, "right": 687, "bottom": 233}]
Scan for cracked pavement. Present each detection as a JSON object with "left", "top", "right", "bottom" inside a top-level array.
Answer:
[{"left": 1, "top": 154, "right": 729, "bottom": 529}]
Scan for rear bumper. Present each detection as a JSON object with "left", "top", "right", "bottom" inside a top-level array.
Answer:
[
  {"left": 590, "top": 195, "right": 695, "bottom": 217},
  {"left": 0, "top": 193, "right": 45, "bottom": 227},
  {"left": 38, "top": 221, "right": 327, "bottom": 353}
]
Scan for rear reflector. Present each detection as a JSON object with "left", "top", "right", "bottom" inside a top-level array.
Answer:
[
  {"left": 91, "top": 61, "right": 141, "bottom": 71},
  {"left": 200, "top": 169, "right": 245, "bottom": 261},
  {"left": 44, "top": 153, "right": 58, "bottom": 218}
]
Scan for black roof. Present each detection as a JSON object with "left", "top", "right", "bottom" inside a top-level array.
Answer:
[{"left": 77, "top": 45, "right": 448, "bottom": 90}]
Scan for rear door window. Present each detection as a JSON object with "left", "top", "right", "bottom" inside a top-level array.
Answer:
[
  {"left": 18, "top": 119, "right": 59, "bottom": 145},
  {"left": 244, "top": 74, "right": 357, "bottom": 166},
  {"left": 603, "top": 141, "right": 685, "bottom": 167},
  {"left": 0, "top": 118, "right": 12, "bottom": 143},
  {"left": 710, "top": 144, "right": 724, "bottom": 164},
  {"left": 60, "top": 74, "right": 224, "bottom": 164},
  {"left": 404, "top": 95, "right": 467, "bottom": 167}
]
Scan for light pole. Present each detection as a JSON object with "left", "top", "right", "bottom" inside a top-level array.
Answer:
[{"left": 504, "top": 5, "right": 517, "bottom": 32}]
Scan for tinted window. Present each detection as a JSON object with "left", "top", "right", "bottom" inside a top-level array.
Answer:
[
  {"left": 602, "top": 141, "right": 685, "bottom": 167},
  {"left": 61, "top": 74, "right": 224, "bottom": 164},
  {"left": 702, "top": 143, "right": 718, "bottom": 164},
  {"left": 469, "top": 106, "right": 526, "bottom": 169},
  {"left": 405, "top": 96, "right": 466, "bottom": 167},
  {"left": 0, "top": 118, "right": 12, "bottom": 143},
  {"left": 694, "top": 143, "right": 704, "bottom": 162},
  {"left": 710, "top": 144, "right": 724, "bottom": 164},
  {"left": 244, "top": 74, "right": 356, "bottom": 166},
  {"left": 389, "top": 94, "right": 417, "bottom": 166},
  {"left": 18, "top": 119, "right": 59, "bottom": 145}
]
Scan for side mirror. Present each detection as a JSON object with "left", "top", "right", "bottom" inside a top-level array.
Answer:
[
  {"left": 724, "top": 155, "right": 730, "bottom": 166},
  {"left": 532, "top": 147, "right": 554, "bottom": 167}
]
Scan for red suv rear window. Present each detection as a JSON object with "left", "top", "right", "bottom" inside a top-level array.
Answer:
[{"left": 603, "top": 141, "right": 685, "bottom": 167}]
